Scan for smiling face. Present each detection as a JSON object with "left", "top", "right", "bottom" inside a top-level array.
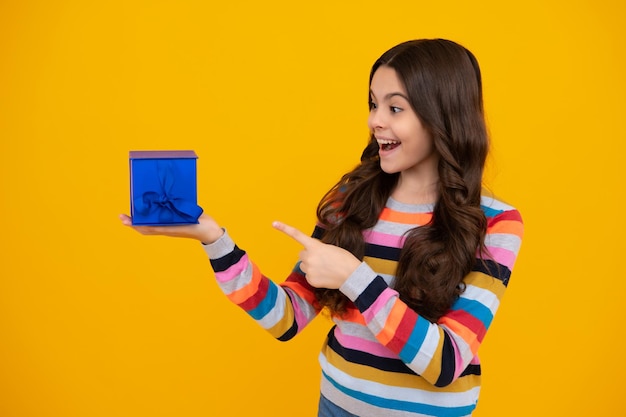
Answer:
[{"left": 368, "top": 66, "right": 439, "bottom": 185}]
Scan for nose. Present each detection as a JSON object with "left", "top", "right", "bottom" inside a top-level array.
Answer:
[{"left": 368, "top": 108, "right": 385, "bottom": 131}]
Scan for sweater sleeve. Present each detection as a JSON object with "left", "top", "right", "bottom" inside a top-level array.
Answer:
[
  {"left": 202, "top": 230, "right": 321, "bottom": 341},
  {"left": 339, "top": 208, "right": 524, "bottom": 387}
]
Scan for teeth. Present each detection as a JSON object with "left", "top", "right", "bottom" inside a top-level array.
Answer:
[{"left": 377, "top": 139, "right": 399, "bottom": 145}]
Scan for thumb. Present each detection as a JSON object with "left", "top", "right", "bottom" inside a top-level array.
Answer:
[{"left": 272, "top": 221, "right": 318, "bottom": 249}]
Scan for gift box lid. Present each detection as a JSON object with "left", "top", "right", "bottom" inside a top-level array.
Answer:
[{"left": 129, "top": 150, "right": 198, "bottom": 160}]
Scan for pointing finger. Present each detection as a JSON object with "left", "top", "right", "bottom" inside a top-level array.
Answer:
[{"left": 272, "top": 221, "right": 318, "bottom": 248}]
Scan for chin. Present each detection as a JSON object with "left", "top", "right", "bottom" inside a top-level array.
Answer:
[{"left": 379, "top": 163, "right": 400, "bottom": 175}]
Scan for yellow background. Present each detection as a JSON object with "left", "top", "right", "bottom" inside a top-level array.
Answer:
[{"left": 1, "top": 0, "right": 624, "bottom": 416}]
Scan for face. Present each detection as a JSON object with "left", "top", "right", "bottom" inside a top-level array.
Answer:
[{"left": 368, "top": 66, "right": 439, "bottom": 181}]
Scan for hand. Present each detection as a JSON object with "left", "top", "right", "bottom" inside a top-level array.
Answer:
[
  {"left": 119, "top": 213, "right": 224, "bottom": 244},
  {"left": 272, "top": 221, "right": 361, "bottom": 289}
]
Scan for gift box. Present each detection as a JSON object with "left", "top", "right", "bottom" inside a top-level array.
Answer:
[{"left": 129, "top": 150, "right": 203, "bottom": 226}]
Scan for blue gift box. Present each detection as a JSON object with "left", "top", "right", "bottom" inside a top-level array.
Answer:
[{"left": 129, "top": 150, "right": 203, "bottom": 226}]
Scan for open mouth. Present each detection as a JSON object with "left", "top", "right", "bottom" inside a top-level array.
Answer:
[{"left": 377, "top": 138, "right": 400, "bottom": 151}]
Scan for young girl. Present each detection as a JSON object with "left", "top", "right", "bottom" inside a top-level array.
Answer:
[{"left": 121, "top": 39, "right": 523, "bottom": 417}]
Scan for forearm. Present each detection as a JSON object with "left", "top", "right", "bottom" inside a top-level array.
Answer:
[
  {"left": 203, "top": 231, "right": 319, "bottom": 340},
  {"left": 339, "top": 263, "right": 494, "bottom": 387}
]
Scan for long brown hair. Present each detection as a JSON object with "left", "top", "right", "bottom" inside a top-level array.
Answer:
[{"left": 315, "top": 39, "right": 489, "bottom": 322}]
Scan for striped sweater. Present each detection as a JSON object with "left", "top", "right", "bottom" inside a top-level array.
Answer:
[{"left": 203, "top": 195, "right": 523, "bottom": 416}]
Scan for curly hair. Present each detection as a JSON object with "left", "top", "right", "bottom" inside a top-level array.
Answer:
[{"left": 315, "top": 39, "right": 489, "bottom": 322}]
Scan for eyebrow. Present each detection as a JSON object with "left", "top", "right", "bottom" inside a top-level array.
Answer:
[{"left": 369, "top": 90, "right": 410, "bottom": 102}]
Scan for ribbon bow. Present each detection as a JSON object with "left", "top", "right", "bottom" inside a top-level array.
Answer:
[{"left": 134, "top": 161, "right": 203, "bottom": 224}]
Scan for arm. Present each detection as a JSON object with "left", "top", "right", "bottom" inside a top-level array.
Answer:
[
  {"left": 119, "top": 213, "right": 322, "bottom": 341},
  {"left": 203, "top": 230, "right": 322, "bottom": 341},
  {"left": 339, "top": 208, "right": 524, "bottom": 386}
]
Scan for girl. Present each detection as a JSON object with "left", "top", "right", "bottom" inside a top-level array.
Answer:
[{"left": 121, "top": 39, "right": 523, "bottom": 417}]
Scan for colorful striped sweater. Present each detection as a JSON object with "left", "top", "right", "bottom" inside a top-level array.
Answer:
[{"left": 203, "top": 195, "right": 523, "bottom": 417}]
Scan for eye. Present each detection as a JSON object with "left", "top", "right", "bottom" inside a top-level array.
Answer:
[
  {"left": 390, "top": 106, "right": 403, "bottom": 113},
  {"left": 369, "top": 101, "right": 378, "bottom": 110}
]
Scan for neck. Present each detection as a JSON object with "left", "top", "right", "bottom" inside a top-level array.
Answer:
[{"left": 392, "top": 173, "right": 439, "bottom": 205}]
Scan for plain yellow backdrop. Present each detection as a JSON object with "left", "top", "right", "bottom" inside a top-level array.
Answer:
[{"left": 1, "top": 0, "right": 624, "bottom": 416}]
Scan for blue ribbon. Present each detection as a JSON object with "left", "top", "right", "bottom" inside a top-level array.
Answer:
[{"left": 134, "top": 161, "right": 203, "bottom": 223}]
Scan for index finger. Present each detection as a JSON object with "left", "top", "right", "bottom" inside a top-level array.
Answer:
[{"left": 272, "top": 221, "right": 318, "bottom": 248}]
